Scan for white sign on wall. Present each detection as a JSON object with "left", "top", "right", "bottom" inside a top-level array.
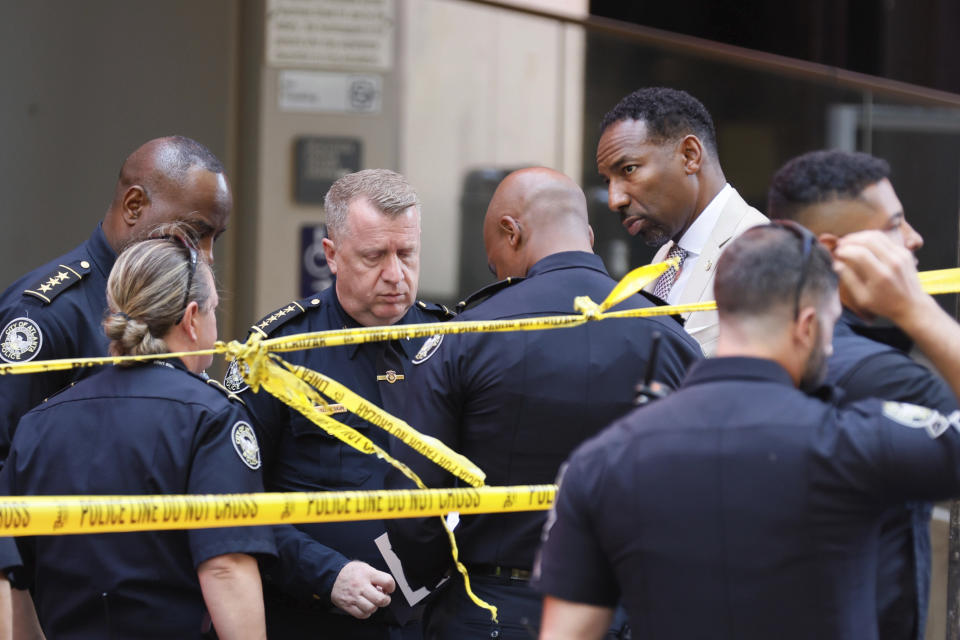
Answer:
[
  {"left": 278, "top": 70, "right": 382, "bottom": 113},
  {"left": 266, "top": 0, "right": 394, "bottom": 70}
]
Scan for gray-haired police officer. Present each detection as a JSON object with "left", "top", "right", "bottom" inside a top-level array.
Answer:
[{"left": 227, "top": 169, "right": 452, "bottom": 639}]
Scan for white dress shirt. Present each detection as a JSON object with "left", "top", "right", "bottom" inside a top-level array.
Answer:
[{"left": 664, "top": 183, "right": 734, "bottom": 304}]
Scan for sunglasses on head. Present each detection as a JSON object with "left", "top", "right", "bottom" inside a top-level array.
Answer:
[
  {"left": 157, "top": 234, "right": 200, "bottom": 325},
  {"left": 768, "top": 220, "right": 816, "bottom": 318}
]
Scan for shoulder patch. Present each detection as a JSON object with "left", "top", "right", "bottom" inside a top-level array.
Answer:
[
  {"left": 882, "top": 401, "right": 957, "bottom": 439},
  {"left": 206, "top": 377, "right": 246, "bottom": 406},
  {"left": 415, "top": 300, "right": 456, "bottom": 321},
  {"left": 412, "top": 333, "right": 443, "bottom": 365},
  {"left": 231, "top": 421, "right": 261, "bottom": 469},
  {"left": 23, "top": 260, "right": 91, "bottom": 305},
  {"left": 1, "top": 317, "right": 43, "bottom": 363},
  {"left": 250, "top": 297, "right": 319, "bottom": 337},
  {"left": 456, "top": 277, "right": 525, "bottom": 313},
  {"left": 223, "top": 359, "right": 250, "bottom": 394}
]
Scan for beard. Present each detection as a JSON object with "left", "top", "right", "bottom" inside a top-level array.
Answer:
[{"left": 799, "top": 323, "right": 830, "bottom": 392}]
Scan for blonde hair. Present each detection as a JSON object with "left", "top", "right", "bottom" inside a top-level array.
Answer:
[
  {"left": 324, "top": 169, "right": 420, "bottom": 238},
  {"left": 103, "top": 230, "right": 213, "bottom": 361}
]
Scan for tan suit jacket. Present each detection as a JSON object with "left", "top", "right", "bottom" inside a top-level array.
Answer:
[{"left": 647, "top": 189, "right": 768, "bottom": 356}]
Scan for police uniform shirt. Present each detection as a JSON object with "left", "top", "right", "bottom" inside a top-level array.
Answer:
[
  {"left": 828, "top": 307, "right": 958, "bottom": 640},
  {"left": 534, "top": 357, "right": 960, "bottom": 640},
  {"left": 386, "top": 251, "right": 703, "bottom": 587},
  {"left": 0, "top": 224, "right": 115, "bottom": 464},
  {"left": 0, "top": 360, "right": 276, "bottom": 639},
  {"left": 233, "top": 284, "right": 451, "bottom": 607}
]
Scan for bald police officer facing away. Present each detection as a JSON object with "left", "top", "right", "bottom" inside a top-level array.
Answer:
[
  {"left": 385, "top": 168, "right": 702, "bottom": 639},
  {"left": 229, "top": 169, "right": 451, "bottom": 640},
  {"left": 597, "top": 87, "right": 767, "bottom": 354},
  {"left": 535, "top": 226, "right": 960, "bottom": 640},
  {"left": 0, "top": 136, "right": 232, "bottom": 622},
  {"left": 769, "top": 150, "right": 952, "bottom": 640}
]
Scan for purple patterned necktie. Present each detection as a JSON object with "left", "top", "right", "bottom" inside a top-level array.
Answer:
[{"left": 652, "top": 244, "right": 688, "bottom": 300}]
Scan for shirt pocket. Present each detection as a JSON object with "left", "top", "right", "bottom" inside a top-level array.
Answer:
[{"left": 283, "top": 410, "right": 374, "bottom": 489}]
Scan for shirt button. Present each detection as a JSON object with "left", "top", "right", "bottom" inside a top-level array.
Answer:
[{"left": 490, "top": 631, "right": 500, "bottom": 638}]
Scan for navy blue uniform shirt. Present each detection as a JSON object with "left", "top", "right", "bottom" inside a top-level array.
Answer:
[
  {"left": 232, "top": 284, "right": 451, "bottom": 609},
  {"left": 385, "top": 251, "right": 703, "bottom": 588},
  {"left": 828, "top": 308, "right": 958, "bottom": 640},
  {"left": 0, "top": 225, "right": 115, "bottom": 582},
  {"left": 0, "top": 224, "right": 115, "bottom": 464},
  {"left": 535, "top": 357, "right": 960, "bottom": 640},
  {"left": 0, "top": 359, "right": 276, "bottom": 639}
]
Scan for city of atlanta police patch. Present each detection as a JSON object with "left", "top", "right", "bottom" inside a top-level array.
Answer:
[
  {"left": 412, "top": 334, "right": 443, "bottom": 365},
  {"left": 882, "top": 401, "right": 952, "bottom": 438},
  {"left": 224, "top": 360, "right": 249, "bottom": 393},
  {"left": 1, "top": 317, "right": 42, "bottom": 363},
  {"left": 231, "top": 421, "right": 261, "bottom": 470}
]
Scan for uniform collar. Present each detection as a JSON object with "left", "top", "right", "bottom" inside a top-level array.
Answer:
[
  {"left": 837, "top": 307, "right": 913, "bottom": 353},
  {"left": 683, "top": 356, "right": 794, "bottom": 388},
  {"left": 526, "top": 251, "right": 608, "bottom": 279},
  {"left": 87, "top": 223, "right": 118, "bottom": 280},
  {"left": 150, "top": 357, "right": 190, "bottom": 373},
  {"left": 682, "top": 356, "right": 840, "bottom": 403},
  {"left": 327, "top": 284, "right": 421, "bottom": 360}
]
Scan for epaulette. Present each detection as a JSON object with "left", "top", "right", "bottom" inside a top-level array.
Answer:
[
  {"left": 23, "top": 259, "right": 92, "bottom": 304},
  {"left": 455, "top": 277, "right": 525, "bottom": 313},
  {"left": 206, "top": 377, "right": 247, "bottom": 406},
  {"left": 415, "top": 300, "right": 455, "bottom": 321},
  {"left": 249, "top": 296, "right": 322, "bottom": 337}
]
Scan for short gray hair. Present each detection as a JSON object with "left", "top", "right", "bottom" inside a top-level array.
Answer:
[{"left": 324, "top": 169, "right": 420, "bottom": 238}]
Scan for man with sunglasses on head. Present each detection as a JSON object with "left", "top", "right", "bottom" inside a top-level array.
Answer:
[
  {"left": 768, "top": 150, "right": 954, "bottom": 640},
  {"left": 0, "top": 136, "right": 232, "bottom": 620},
  {"left": 535, "top": 225, "right": 960, "bottom": 640}
]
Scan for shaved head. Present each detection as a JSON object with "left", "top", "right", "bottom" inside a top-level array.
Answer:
[
  {"left": 483, "top": 168, "right": 593, "bottom": 280},
  {"left": 104, "top": 136, "right": 232, "bottom": 263}
]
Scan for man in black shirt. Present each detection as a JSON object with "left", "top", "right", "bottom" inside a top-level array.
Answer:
[
  {"left": 768, "top": 150, "right": 954, "bottom": 639},
  {"left": 535, "top": 227, "right": 960, "bottom": 639}
]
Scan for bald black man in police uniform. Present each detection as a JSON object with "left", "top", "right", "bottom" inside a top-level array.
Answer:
[
  {"left": 0, "top": 135, "right": 232, "bottom": 623},
  {"left": 384, "top": 168, "right": 703, "bottom": 639}
]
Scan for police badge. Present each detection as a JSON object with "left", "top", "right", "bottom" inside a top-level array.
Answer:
[
  {"left": 224, "top": 359, "right": 250, "bottom": 393},
  {"left": 1, "top": 317, "right": 43, "bottom": 363},
  {"left": 881, "top": 401, "right": 958, "bottom": 438},
  {"left": 231, "top": 421, "right": 261, "bottom": 470},
  {"left": 412, "top": 334, "right": 443, "bottom": 365}
]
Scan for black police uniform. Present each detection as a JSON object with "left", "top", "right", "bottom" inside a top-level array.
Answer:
[
  {"left": 0, "top": 225, "right": 115, "bottom": 587},
  {"left": 227, "top": 284, "right": 453, "bottom": 640},
  {"left": 0, "top": 359, "right": 276, "bottom": 639},
  {"left": 0, "top": 224, "right": 116, "bottom": 463},
  {"left": 385, "top": 251, "right": 704, "bottom": 639},
  {"left": 828, "top": 308, "right": 958, "bottom": 640},
  {"left": 534, "top": 356, "right": 960, "bottom": 640}
]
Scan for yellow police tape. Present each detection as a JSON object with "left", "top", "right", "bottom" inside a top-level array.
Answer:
[
  {"left": 2, "top": 260, "right": 959, "bottom": 619},
  {"left": 0, "top": 485, "right": 557, "bottom": 536}
]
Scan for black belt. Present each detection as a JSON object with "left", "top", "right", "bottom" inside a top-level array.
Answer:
[{"left": 466, "top": 564, "right": 532, "bottom": 581}]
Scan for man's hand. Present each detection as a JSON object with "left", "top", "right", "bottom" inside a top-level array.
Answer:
[
  {"left": 832, "top": 230, "right": 929, "bottom": 323},
  {"left": 331, "top": 561, "right": 395, "bottom": 619},
  {"left": 834, "top": 229, "right": 960, "bottom": 403}
]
